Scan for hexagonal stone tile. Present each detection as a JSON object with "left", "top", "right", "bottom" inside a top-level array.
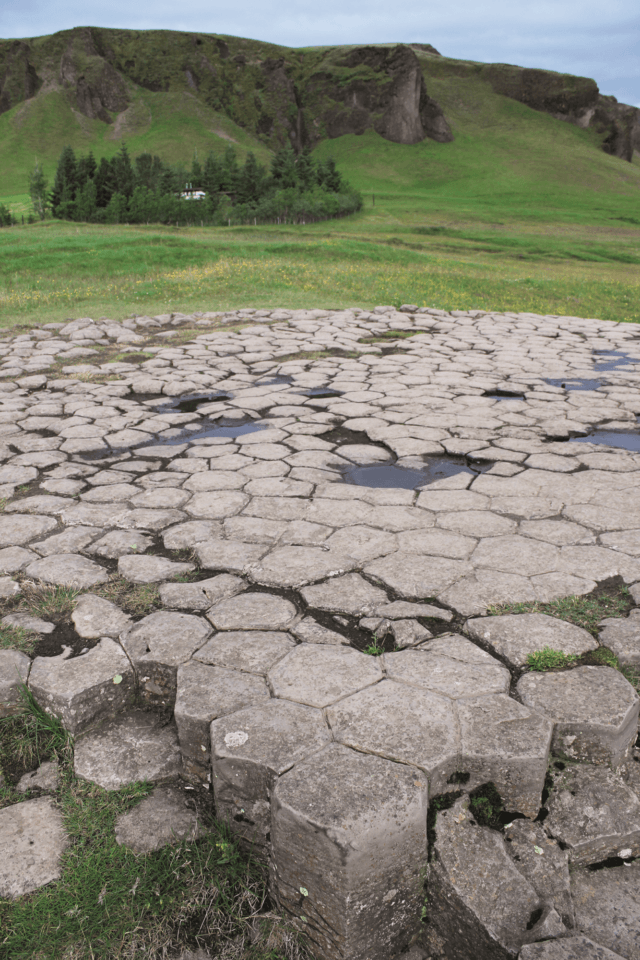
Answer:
[
  {"left": 117, "top": 554, "right": 195, "bottom": 583},
  {"left": 458, "top": 694, "right": 553, "bottom": 817},
  {"left": 300, "top": 573, "right": 388, "bottom": 617},
  {"left": 121, "top": 611, "right": 212, "bottom": 705},
  {"left": 271, "top": 744, "right": 428, "bottom": 960},
  {"left": 365, "top": 553, "right": 473, "bottom": 599},
  {"left": 210, "top": 699, "right": 330, "bottom": 855},
  {"left": 466, "top": 613, "right": 597, "bottom": 668},
  {"left": 74, "top": 709, "right": 181, "bottom": 790},
  {"left": 545, "top": 764, "right": 640, "bottom": 865},
  {"left": 504, "top": 819, "right": 574, "bottom": 929},
  {"left": 184, "top": 490, "right": 248, "bottom": 519},
  {"left": 599, "top": 608, "right": 640, "bottom": 666},
  {"left": 327, "top": 680, "right": 459, "bottom": 794},
  {"left": 194, "top": 630, "right": 295, "bottom": 675},
  {"left": 86, "top": 530, "right": 153, "bottom": 559},
  {"left": 28, "top": 639, "right": 135, "bottom": 735},
  {"left": 162, "top": 519, "right": 223, "bottom": 549},
  {"left": 384, "top": 636, "right": 510, "bottom": 700},
  {"left": 115, "top": 784, "right": 204, "bottom": 854},
  {"left": 0, "top": 649, "right": 31, "bottom": 716},
  {"left": 0, "top": 797, "right": 69, "bottom": 899},
  {"left": 268, "top": 644, "right": 382, "bottom": 707},
  {"left": 71, "top": 593, "right": 131, "bottom": 639},
  {"left": 196, "top": 539, "right": 269, "bottom": 573},
  {"left": 24, "top": 553, "right": 109, "bottom": 588},
  {"left": 439, "top": 568, "right": 537, "bottom": 618},
  {"left": 471, "top": 535, "right": 559, "bottom": 576},
  {"left": 324, "top": 525, "right": 398, "bottom": 562},
  {"left": 206, "top": 592, "right": 297, "bottom": 630},
  {"left": 571, "top": 863, "right": 640, "bottom": 959},
  {"left": 291, "top": 617, "right": 350, "bottom": 645},
  {"left": 248, "top": 546, "right": 358, "bottom": 588},
  {"left": 0, "top": 514, "right": 56, "bottom": 547},
  {"left": 175, "top": 661, "right": 269, "bottom": 782},
  {"left": 517, "top": 666, "right": 640, "bottom": 767}
]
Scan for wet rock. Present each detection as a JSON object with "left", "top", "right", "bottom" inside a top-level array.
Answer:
[
  {"left": 466, "top": 612, "right": 597, "bottom": 668},
  {"left": 429, "top": 797, "right": 566, "bottom": 960},
  {"left": 71, "top": 593, "right": 131, "bottom": 639},
  {"left": 268, "top": 644, "right": 382, "bottom": 708},
  {"left": 504, "top": 819, "right": 574, "bottom": 928},
  {"left": 17, "top": 760, "right": 59, "bottom": 794},
  {"left": 0, "top": 797, "right": 69, "bottom": 899},
  {"left": 115, "top": 784, "right": 203, "bottom": 854},
  {"left": 74, "top": 709, "right": 181, "bottom": 790},
  {"left": 571, "top": 861, "right": 640, "bottom": 959},
  {"left": 24, "top": 553, "right": 109, "bottom": 588},
  {"left": 0, "top": 648, "right": 31, "bottom": 716},
  {"left": 87, "top": 530, "right": 153, "bottom": 559},
  {"left": 121, "top": 611, "right": 211, "bottom": 704},
  {"left": 210, "top": 699, "right": 330, "bottom": 855},
  {"left": 517, "top": 667, "right": 639, "bottom": 767},
  {"left": 29, "top": 639, "right": 135, "bottom": 735},
  {"left": 458, "top": 694, "right": 553, "bottom": 817},
  {"left": 545, "top": 764, "right": 640, "bottom": 865},
  {"left": 175, "top": 661, "right": 269, "bottom": 781},
  {"left": 598, "top": 608, "right": 640, "bottom": 666},
  {"left": 300, "top": 573, "right": 388, "bottom": 617},
  {"left": 271, "top": 744, "right": 428, "bottom": 960},
  {"left": 118, "top": 554, "right": 195, "bottom": 583},
  {"left": 207, "top": 592, "right": 297, "bottom": 630},
  {"left": 384, "top": 635, "right": 510, "bottom": 699}
]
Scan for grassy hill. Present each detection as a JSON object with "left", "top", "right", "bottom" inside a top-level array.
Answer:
[{"left": 0, "top": 28, "right": 638, "bottom": 329}]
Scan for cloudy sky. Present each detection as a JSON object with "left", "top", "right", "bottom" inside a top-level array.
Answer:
[{"left": 3, "top": 0, "right": 639, "bottom": 107}]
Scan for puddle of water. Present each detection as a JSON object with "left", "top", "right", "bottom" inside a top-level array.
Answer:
[
  {"left": 485, "top": 392, "right": 525, "bottom": 401},
  {"left": 343, "top": 457, "right": 479, "bottom": 490},
  {"left": 544, "top": 378, "right": 603, "bottom": 392},
  {"left": 570, "top": 430, "right": 640, "bottom": 453},
  {"left": 256, "top": 374, "right": 294, "bottom": 386},
  {"left": 176, "top": 393, "right": 231, "bottom": 413},
  {"left": 594, "top": 351, "right": 640, "bottom": 372},
  {"left": 302, "top": 388, "right": 343, "bottom": 399}
]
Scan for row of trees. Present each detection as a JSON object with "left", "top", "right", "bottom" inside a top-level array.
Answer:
[{"left": 43, "top": 143, "right": 361, "bottom": 226}]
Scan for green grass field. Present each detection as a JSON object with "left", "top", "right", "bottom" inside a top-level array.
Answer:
[{"left": 1, "top": 47, "right": 639, "bottom": 330}]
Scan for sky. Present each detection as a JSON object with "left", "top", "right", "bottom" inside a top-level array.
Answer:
[{"left": 2, "top": 0, "right": 639, "bottom": 108}]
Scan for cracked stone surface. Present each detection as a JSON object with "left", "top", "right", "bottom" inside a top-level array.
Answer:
[
  {"left": 3, "top": 305, "right": 640, "bottom": 960},
  {"left": 571, "top": 862, "right": 640, "bottom": 959},
  {"left": 0, "top": 797, "right": 69, "bottom": 899},
  {"left": 0, "top": 648, "right": 31, "bottom": 716},
  {"left": 466, "top": 612, "right": 598, "bottom": 667},
  {"left": 517, "top": 666, "right": 639, "bottom": 767}
]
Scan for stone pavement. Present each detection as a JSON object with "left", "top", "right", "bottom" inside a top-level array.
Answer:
[{"left": 1, "top": 305, "right": 640, "bottom": 958}]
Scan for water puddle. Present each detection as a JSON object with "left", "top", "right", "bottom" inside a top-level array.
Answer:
[
  {"left": 570, "top": 430, "right": 640, "bottom": 453},
  {"left": 593, "top": 351, "right": 640, "bottom": 372},
  {"left": 343, "top": 457, "right": 481, "bottom": 490},
  {"left": 485, "top": 392, "right": 525, "bottom": 401},
  {"left": 175, "top": 393, "right": 231, "bottom": 413},
  {"left": 544, "top": 378, "right": 603, "bottom": 392},
  {"left": 301, "top": 388, "right": 343, "bottom": 399},
  {"left": 256, "top": 375, "right": 294, "bottom": 386},
  {"left": 152, "top": 420, "right": 267, "bottom": 446}
]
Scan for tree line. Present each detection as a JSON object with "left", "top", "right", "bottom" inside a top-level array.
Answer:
[{"left": 32, "top": 143, "right": 361, "bottom": 226}]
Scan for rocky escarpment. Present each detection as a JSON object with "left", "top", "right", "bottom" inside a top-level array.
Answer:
[{"left": 481, "top": 63, "right": 640, "bottom": 162}]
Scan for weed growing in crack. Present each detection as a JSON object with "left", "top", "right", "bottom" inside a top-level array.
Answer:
[
  {"left": 526, "top": 647, "right": 579, "bottom": 671},
  {"left": 488, "top": 583, "right": 632, "bottom": 636},
  {"left": 93, "top": 576, "right": 161, "bottom": 617},
  {"left": 363, "top": 633, "right": 385, "bottom": 656},
  {"left": 16, "top": 584, "right": 80, "bottom": 623},
  {"left": 0, "top": 622, "right": 38, "bottom": 654}
]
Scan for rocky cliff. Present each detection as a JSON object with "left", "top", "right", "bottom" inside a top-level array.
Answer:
[{"left": 0, "top": 26, "right": 637, "bottom": 161}]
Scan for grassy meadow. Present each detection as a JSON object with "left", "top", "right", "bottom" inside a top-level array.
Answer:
[{"left": 1, "top": 48, "right": 639, "bottom": 330}]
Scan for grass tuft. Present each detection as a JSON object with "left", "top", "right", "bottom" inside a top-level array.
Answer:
[
  {"left": 488, "top": 586, "right": 632, "bottom": 637},
  {"left": 526, "top": 647, "right": 579, "bottom": 671}
]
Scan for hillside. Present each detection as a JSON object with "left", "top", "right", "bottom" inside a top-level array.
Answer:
[{"left": 0, "top": 26, "right": 639, "bottom": 205}]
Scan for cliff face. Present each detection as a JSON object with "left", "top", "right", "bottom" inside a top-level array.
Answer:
[
  {"left": 0, "top": 27, "right": 637, "bottom": 161},
  {"left": 480, "top": 63, "right": 639, "bottom": 163}
]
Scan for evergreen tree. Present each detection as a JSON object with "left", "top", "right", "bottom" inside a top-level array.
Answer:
[
  {"left": 76, "top": 152, "right": 97, "bottom": 187},
  {"left": 28, "top": 160, "right": 48, "bottom": 220},
  {"left": 94, "top": 157, "right": 116, "bottom": 208},
  {"left": 220, "top": 147, "right": 240, "bottom": 193},
  {"left": 296, "top": 149, "right": 315, "bottom": 191},
  {"left": 134, "top": 153, "right": 155, "bottom": 190},
  {"left": 113, "top": 144, "right": 135, "bottom": 199},
  {"left": 75, "top": 179, "right": 97, "bottom": 222},
  {"left": 237, "top": 152, "right": 264, "bottom": 203},
  {"left": 191, "top": 154, "right": 203, "bottom": 190},
  {"left": 51, "top": 146, "right": 77, "bottom": 212},
  {"left": 271, "top": 144, "right": 297, "bottom": 188},
  {"left": 202, "top": 152, "right": 222, "bottom": 195}
]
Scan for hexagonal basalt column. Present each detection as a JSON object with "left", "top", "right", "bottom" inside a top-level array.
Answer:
[
  {"left": 458, "top": 694, "right": 553, "bottom": 817},
  {"left": 327, "top": 680, "right": 459, "bottom": 795},
  {"left": 271, "top": 743, "right": 429, "bottom": 960},
  {"left": 175, "top": 661, "right": 269, "bottom": 783},
  {"left": 384, "top": 635, "right": 510, "bottom": 700},
  {"left": 120, "top": 611, "right": 211, "bottom": 706},
  {"left": 517, "top": 666, "right": 640, "bottom": 768},
  {"left": 194, "top": 631, "right": 295, "bottom": 676},
  {"left": 210, "top": 700, "right": 330, "bottom": 857},
  {"left": 267, "top": 644, "right": 382, "bottom": 707}
]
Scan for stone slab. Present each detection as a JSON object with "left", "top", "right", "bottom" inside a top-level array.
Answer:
[
  {"left": 0, "top": 797, "right": 69, "bottom": 899},
  {"left": 466, "top": 613, "right": 597, "bottom": 668},
  {"left": 115, "top": 784, "right": 203, "bottom": 854}
]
